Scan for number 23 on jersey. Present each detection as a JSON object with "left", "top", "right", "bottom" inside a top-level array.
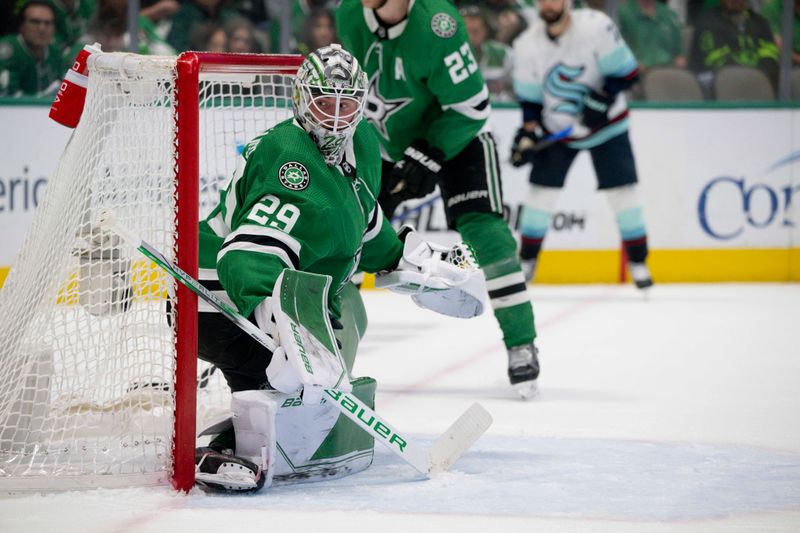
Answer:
[{"left": 444, "top": 43, "right": 478, "bottom": 85}]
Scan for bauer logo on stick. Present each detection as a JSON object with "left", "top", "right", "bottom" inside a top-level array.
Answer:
[{"left": 279, "top": 162, "right": 310, "bottom": 190}]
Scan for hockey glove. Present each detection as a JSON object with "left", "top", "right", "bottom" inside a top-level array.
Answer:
[
  {"left": 375, "top": 227, "right": 486, "bottom": 318},
  {"left": 510, "top": 127, "right": 542, "bottom": 167},
  {"left": 388, "top": 139, "right": 444, "bottom": 199},
  {"left": 581, "top": 89, "right": 614, "bottom": 130}
]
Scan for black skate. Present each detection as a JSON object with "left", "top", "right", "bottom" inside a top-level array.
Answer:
[
  {"left": 195, "top": 447, "right": 265, "bottom": 493},
  {"left": 507, "top": 342, "right": 540, "bottom": 399}
]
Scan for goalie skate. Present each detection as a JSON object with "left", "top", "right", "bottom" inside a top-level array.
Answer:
[
  {"left": 507, "top": 343, "right": 540, "bottom": 399},
  {"left": 194, "top": 447, "right": 265, "bottom": 493}
]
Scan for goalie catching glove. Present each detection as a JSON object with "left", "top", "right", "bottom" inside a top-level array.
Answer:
[{"left": 375, "top": 227, "right": 486, "bottom": 319}]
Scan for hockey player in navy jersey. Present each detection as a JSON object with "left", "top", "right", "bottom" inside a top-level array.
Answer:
[{"left": 511, "top": 0, "right": 654, "bottom": 289}]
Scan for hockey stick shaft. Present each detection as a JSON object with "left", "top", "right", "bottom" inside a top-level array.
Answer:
[
  {"left": 100, "top": 212, "right": 276, "bottom": 352},
  {"left": 391, "top": 194, "right": 441, "bottom": 223},
  {"left": 531, "top": 125, "right": 573, "bottom": 152},
  {"left": 99, "top": 211, "right": 476, "bottom": 475}
]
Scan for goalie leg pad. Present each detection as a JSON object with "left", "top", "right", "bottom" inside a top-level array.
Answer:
[
  {"left": 229, "top": 390, "right": 278, "bottom": 490},
  {"left": 197, "top": 380, "right": 378, "bottom": 487},
  {"left": 272, "top": 376, "right": 377, "bottom": 483}
]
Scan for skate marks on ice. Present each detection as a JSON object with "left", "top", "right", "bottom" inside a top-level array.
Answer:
[
  {"left": 182, "top": 435, "right": 800, "bottom": 522},
  {"left": 2, "top": 434, "right": 798, "bottom": 532}
]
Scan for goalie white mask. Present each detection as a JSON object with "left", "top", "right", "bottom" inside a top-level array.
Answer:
[{"left": 292, "top": 44, "right": 369, "bottom": 166}]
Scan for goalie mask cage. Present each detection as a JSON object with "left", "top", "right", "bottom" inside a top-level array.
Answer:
[{"left": 0, "top": 52, "right": 303, "bottom": 492}]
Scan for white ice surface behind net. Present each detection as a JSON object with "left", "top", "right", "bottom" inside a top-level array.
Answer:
[{"left": 2, "top": 283, "right": 799, "bottom": 533}]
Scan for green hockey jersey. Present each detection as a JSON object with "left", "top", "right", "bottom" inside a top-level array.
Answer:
[
  {"left": 199, "top": 119, "right": 403, "bottom": 319},
  {"left": 50, "top": 0, "right": 96, "bottom": 49},
  {"left": 0, "top": 35, "right": 64, "bottom": 97},
  {"left": 336, "top": 0, "right": 491, "bottom": 162}
]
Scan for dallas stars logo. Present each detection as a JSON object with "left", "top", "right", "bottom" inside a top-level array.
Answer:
[
  {"left": 431, "top": 13, "right": 457, "bottom": 39},
  {"left": 279, "top": 162, "right": 310, "bottom": 191},
  {"left": 363, "top": 69, "right": 412, "bottom": 141}
]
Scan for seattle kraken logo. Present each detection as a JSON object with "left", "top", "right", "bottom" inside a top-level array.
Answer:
[{"left": 544, "top": 63, "right": 589, "bottom": 116}]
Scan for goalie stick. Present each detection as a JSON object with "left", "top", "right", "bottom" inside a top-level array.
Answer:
[{"left": 98, "top": 210, "right": 492, "bottom": 476}]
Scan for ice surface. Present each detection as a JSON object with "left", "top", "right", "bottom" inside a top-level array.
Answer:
[{"left": 1, "top": 284, "right": 798, "bottom": 532}]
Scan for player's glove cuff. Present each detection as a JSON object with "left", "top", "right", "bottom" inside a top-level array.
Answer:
[
  {"left": 389, "top": 139, "right": 444, "bottom": 198},
  {"left": 510, "top": 127, "right": 542, "bottom": 167},
  {"left": 581, "top": 89, "right": 614, "bottom": 130},
  {"left": 402, "top": 139, "right": 444, "bottom": 174}
]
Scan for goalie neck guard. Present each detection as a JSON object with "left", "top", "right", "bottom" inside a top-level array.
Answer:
[{"left": 292, "top": 44, "right": 369, "bottom": 166}]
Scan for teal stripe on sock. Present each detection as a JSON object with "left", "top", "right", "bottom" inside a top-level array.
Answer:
[
  {"left": 520, "top": 206, "right": 551, "bottom": 239},
  {"left": 616, "top": 206, "right": 646, "bottom": 240}
]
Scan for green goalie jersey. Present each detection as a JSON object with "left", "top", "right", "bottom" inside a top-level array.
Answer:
[
  {"left": 199, "top": 119, "right": 403, "bottom": 319},
  {"left": 336, "top": 0, "right": 491, "bottom": 162}
]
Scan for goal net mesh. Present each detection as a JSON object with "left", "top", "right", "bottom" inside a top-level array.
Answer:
[{"left": 0, "top": 52, "right": 294, "bottom": 490}]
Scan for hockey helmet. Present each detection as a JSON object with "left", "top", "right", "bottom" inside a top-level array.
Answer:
[{"left": 292, "top": 44, "right": 369, "bottom": 166}]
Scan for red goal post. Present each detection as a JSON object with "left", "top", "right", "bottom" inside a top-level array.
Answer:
[{"left": 172, "top": 52, "right": 303, "bottom": 491}]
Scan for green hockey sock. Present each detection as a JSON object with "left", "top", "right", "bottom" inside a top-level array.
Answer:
[{"left": 455, "top": 212, "right": 537, "bottom": 347}]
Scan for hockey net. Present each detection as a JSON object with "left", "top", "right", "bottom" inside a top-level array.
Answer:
[{"left": 0, "top": 51, "right": 302, "bottom": 491}]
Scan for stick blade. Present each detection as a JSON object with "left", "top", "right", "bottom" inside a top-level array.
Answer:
[{"left": 428, "top": 403, "right": 492, "bottom": 474}]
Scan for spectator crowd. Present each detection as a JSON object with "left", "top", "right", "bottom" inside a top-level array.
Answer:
[{"left": 0, "top": 0, "right": 796, "bottom": 99}]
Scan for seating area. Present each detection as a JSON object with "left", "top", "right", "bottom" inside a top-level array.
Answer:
[
  {"left": 713, "top": 66, "right": 776, "bottom": 101},
  {"left": 639, "top": 66, "right": 789, "bottom": 102},
  {"left": 641, "top": 67, "right": 704, "bottom": 101}
]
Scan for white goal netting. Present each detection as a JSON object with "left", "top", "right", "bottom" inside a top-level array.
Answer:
[{"left": 0, "top": 52, "right": 295, "bottom": 491}]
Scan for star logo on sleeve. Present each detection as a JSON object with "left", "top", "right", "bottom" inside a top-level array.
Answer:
[
  {"left": 431, "top": 13, "right": 457, "bottom": 38},
  {"left": 363, "top": 71, "right": 411, "bottom": 141},
  {"left": 279, "top": 162, "right": 310, "bottom": 190}
]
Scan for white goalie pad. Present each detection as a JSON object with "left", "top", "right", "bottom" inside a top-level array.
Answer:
[
  {"left": 257, "top": 270, "right": 352, "bottom": 405},
  {"left": 230, "top": 391, "right": 277, "bottom": 473},
  {"left": 375, "top": 231, "right": 486, "bottom": 319},
  {"left": 194, "top": 390, "right": 278, "bottom": 491},
  {"left": 199, "top": 386, "right": 376, "bottom": 485}
]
